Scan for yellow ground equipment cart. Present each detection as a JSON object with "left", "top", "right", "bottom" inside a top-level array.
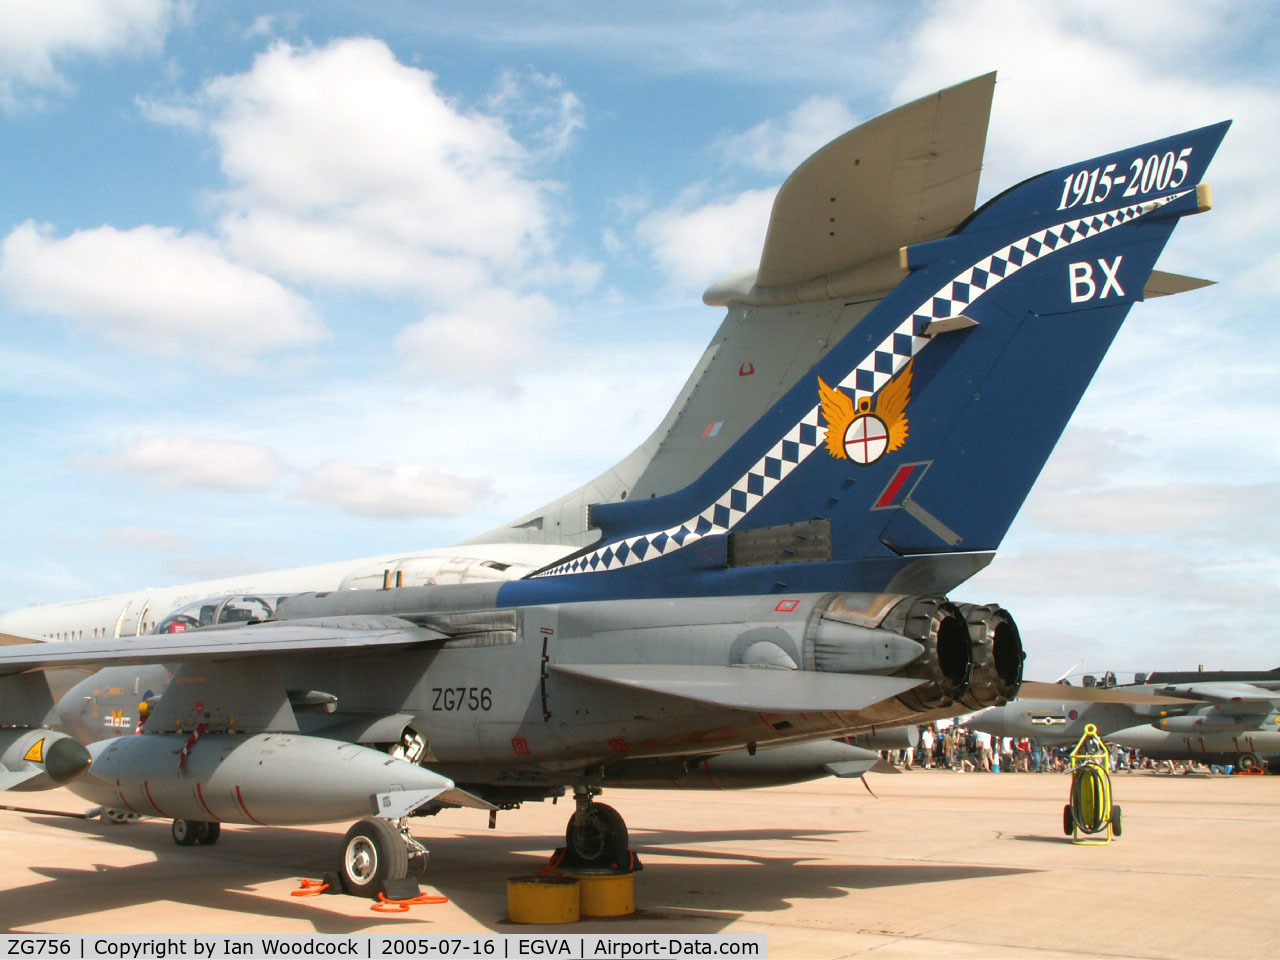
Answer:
[{"left": 1063, "top": 723, "right": 1121, "bottom": 845}]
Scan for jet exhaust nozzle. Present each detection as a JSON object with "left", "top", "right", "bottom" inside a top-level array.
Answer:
[
  {"left": 813, "top": 594, "right": 973, "bottom": 710},
  {"left": 883, "top": 596, "right": 973, "bottom": 711},
  {"left": 955, "top": 603, "right": 1024, "bottom": 710}
]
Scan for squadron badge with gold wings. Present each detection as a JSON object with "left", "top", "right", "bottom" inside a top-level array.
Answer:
[{"left": 818, "top": 360, "right": 913, "bottom": 464}]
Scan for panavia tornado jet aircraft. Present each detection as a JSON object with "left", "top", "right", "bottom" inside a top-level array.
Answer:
[
  {"left": 971, "top": 669, "right": 1280, "bottom": 771},
  {"left": 0, "top": 74, "right": 1230, "bottom": 895}
]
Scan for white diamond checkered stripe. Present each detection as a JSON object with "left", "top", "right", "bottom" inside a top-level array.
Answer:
[{"left": 534, "top": 194, "right": 1185, "bottom": 578}]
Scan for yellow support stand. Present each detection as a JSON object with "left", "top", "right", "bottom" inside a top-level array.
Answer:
[
  {"left": 562, "top": 868, "right": 635, "bottom": 917},
  {"left": 1063, "top": 723, "right": 1121, "bottom": 845},
  {"left": 507, "top": 875, "right": 581, "bottom": 924}
]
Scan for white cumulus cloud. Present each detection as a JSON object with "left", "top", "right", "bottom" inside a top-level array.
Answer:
[
  {"left": 197, "top": 38, "right": 558, "bottom": 293},
  {"left": 0, "top": 221, "right": 324, "bottom": 368},
  {"left": 297, "top": 461, "right": 492, "bottom": 518},
  {"left": 395, "top": 289, "right": 559, "bottom": 378},
  {"left": 637, "top": 187, "right": 775, "bottom": 292},
  {"left": 718, "top": 96, "right": 858, "bottom": 174},
  {"left": 82, "top": 435, "right": 283, "bottom": 491},
  {"left": 0, "top": 0, "right": 178, "bottom": 110},
  {"left": 100, "top": 526, "right": 197, "bottom": 554}
]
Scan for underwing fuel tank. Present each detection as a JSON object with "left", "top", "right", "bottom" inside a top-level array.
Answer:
[
  {"left": 601, "top": 739, "right": 888, "bottom": 789},
  {"left": 0, "top": 728, "right": 92, "bottom": 792},
  {"left": 69, "top": 732, "right": 457, "bottom": 825},
  {"left": 843, "top": 725, "right": 920, "bottom": 751},
  {"left": 1155, "top": 714, "right": 1250, "bottom": 734},
  {"left": 1108, "top": 723, "right": 1280, "bottom": 759}
]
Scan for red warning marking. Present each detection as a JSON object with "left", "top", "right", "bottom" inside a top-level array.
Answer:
[
  {"left": 701, "top": 759, "right": 721, "bottom": 789},
  {"left": 195, "top": 782, "right": 220, "bottom": 821},
  {"left": 608, "top": 738, "right": 630, "bottom": 755},
  {"left": 143, "top": 780, "right": 166, "bottom": 816},
  {"left": 775, "top": 600, "right": 799, "bottom": 613},
  {"left": 114, "top": 778, "right": 139, "bottom": 814},
  {"left": 876, "top": 464, "right": 919, "bottom": 508},
  {"left": 739, "top": 361, "right": 755, "bottom": 376},
  {"left": 511, "top": 738, "right": 530, "bottom": 756},
  {"left": 235, "top": 785, "right": 265, "bottom": 825}
]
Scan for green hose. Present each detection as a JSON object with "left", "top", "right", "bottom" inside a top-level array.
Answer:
[{"left": 1069, "top": 761, "right": 1112, "bottom": 834}]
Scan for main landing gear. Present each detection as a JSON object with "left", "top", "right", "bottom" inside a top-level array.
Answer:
[
  {"left": 557, "top": 787, "right": 639, "bottom": 872},
  {"left": 337, "top": 817, "right": 429, "bottom": 897},
  {"left": 171, "top": 818, "right": 220, "bottom": 846}
]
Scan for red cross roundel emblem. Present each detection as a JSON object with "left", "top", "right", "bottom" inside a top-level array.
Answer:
[{"left": 843, "top": 413, "right": 889, "bottom": 464}]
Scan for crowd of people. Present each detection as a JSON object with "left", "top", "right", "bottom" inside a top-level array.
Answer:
[{"left": 883, "top": 723, "right": 1240, "bottom": 775}]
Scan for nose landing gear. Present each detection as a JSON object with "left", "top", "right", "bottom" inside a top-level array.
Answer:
[
  {"left": 556, "top": 787, "right": 640, "bottom": 872},
  {"left": 338, "top": 817, "right": 430, "bottom": 897}
]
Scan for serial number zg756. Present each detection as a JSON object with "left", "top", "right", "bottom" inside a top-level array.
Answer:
[
  {"left": 5, "top": 941, "right": 72, "bottom": 956},
  {"left": 431, "top": 686, "right": 493, "bottom": 711}
]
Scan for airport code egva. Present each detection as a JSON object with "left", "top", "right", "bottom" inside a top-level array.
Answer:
[{"left": 0, "top": 935, "right": 768, "bottom": 959}]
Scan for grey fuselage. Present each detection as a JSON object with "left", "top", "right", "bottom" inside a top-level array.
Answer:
[{"left": 52, "top": 588, "right": 957, "bottom": 807}]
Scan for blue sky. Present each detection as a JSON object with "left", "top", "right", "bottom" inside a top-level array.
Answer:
[{"left": 1, "top": 0, "right": 1277, "bottom": 680}]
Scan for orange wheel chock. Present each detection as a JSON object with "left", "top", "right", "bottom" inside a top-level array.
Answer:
[
  {"left": 371, "top": 891, "right": 450, "bottom": 912},
  {"left": 291, "top": 878, "right": 330, "bottom": 897}
]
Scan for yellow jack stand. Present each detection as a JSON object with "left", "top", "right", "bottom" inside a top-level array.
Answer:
[{"left": 1063, "top": 723, "right": 1122, "bottom": 845}]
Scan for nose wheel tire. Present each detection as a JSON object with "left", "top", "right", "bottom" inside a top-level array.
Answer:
[
  {"left": 339, "top": 819, "right": 409, "bottom": 898},
  {"left": 565, "top": 802, "right": 629, "bottom": 869}
]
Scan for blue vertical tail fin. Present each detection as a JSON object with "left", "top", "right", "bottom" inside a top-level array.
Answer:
[{"left": 506, "top": 112, "right": 1230, "bottom": 605}]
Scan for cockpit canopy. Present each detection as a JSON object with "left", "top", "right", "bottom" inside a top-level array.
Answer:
[{"left": 152, "top": 594, "right": 282, "bottom": 634}]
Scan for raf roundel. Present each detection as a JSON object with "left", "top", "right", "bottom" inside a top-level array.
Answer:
[{"left": 843, "top": 413, "right": 890, "bottom": 464}]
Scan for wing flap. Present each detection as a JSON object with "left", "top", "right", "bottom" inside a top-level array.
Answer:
[{"left": 551, "top": 663, "right": 922, "bottom": 713}]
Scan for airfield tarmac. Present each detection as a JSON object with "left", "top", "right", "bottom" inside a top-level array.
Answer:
[{"left": 1, "top": 770, "right": 1277, "bottom": 959}]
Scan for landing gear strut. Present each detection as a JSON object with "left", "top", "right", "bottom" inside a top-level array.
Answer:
[
  {"left": 337, "top": 817, "right": 429, "bottom": 897},
  {"left": 558, "top": 787, "right": 637, "bottom": 871}
]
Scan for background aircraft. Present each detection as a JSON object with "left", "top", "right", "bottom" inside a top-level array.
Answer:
[
  {"left": 969, "top": 668, "right": 1280, "bottom": 771},
  {"left": 1, "top": 75, "right": 1229, "bottom": 896}
]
